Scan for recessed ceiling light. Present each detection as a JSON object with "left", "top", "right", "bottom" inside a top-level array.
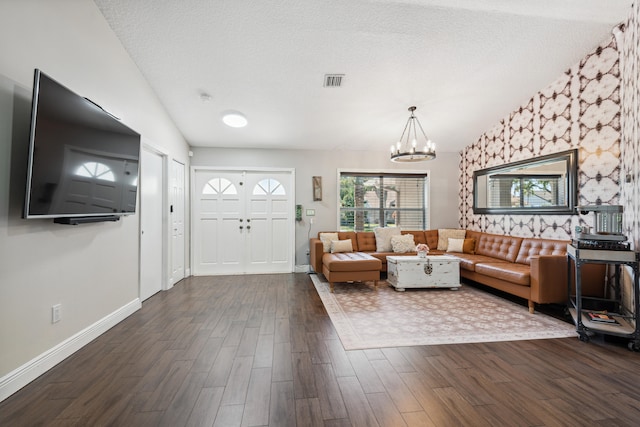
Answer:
[{"left": 222, "top": 111, "right": 248, "bottom": 128}]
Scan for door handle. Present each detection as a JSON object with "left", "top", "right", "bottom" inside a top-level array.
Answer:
[
  {"left": 239, "top": 226, "right": 243, "bottom": 230},
  {"left": 247, "top": 225, "right": 251, "bottom": 230}
]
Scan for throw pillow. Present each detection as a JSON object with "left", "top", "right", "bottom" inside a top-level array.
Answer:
[
  {"left": 437, "top": 229, "right": 466, "bottom": 251},
  {"left": 374, "top": 227, "right": 401, "bottom": 252},
  {"left": 447, "top": 238, "right": 465, "bottom": 253},
  {"left": 462, "top": 238, "right": 476, "bottom": 254},
  {"left": 319, "top": 232, "right": 339, "bottom": 252},
  {"left": 391, "top": 234, "right": 415, "bottom": 253},
  {"left": 330, "top": 239, "right": 353, "bottom": 253}
]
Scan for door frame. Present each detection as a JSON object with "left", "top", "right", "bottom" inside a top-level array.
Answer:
[
  {"left": 170, "top": 158, "right": 187, "bottom": 286},
  {"left": 190, "top": 166, "right": 296, "bottom": 274},
  {"left": 139, "top": 142, "right": 169, "bottom": 299}
]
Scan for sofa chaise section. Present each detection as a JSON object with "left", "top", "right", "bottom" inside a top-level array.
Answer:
[{"left": 322, "top": 252, "right": 381, "bottom": 293}]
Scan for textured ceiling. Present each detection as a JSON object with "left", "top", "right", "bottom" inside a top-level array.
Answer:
[{"left": 93, "top": 0, "right": 633, "bottom": 153}]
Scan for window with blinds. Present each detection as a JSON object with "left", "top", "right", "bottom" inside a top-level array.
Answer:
[{"left": 339, "top": 172, "right": 429, "bottom": 232}]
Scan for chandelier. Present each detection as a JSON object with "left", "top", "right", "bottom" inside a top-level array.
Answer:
[{"left": 390, "top": 106, "right": 436, "bottom": 162}]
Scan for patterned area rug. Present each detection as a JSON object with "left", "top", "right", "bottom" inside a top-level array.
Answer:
[{"left": 310, "top": 274, "right": 576, "bottom": 350}]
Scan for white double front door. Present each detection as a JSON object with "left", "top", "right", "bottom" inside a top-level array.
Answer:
[{"left": 192, "top": 168, "right": 294, "bottom": 275}]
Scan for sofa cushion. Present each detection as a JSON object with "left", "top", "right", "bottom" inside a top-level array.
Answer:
[
  {"left": 391, "top": 234, "right": 415, "bottom": 253},
  {"left": 447, "top": 238, "right": 475, "bottom": 254},
  {"left": 465, "top": 230, "right": 482, "bottom": 243},
  {"left": 475, "top": 233, "right": 523, "bottom": 263},
  {"left": 330, "top": 239, "right": 353, "bottom": 253},
  {"left": 401, "top": 230, "right": 427, "bottom": 245},
  {"left": 374, "top": 227, "right": 401, "bottom": 251},
  {"left": 437, "top": 229, "right": 466, "bottom": 250},
  {"left": 336, "top": 231, "right": 358, "bottom": 251},
  {"left": 449, "top": 253, "right": 507, "bottom": 272},
  {"left": 356, "top": 232, "right": 377, "bottom": 252},
  {"left": 322, "top": 252, "right": 381, "bottom": 272},
  {"left": 515, "top": 238, "right": 568, "bottom": 265},
  {"left": 463, "top": 238, "right": 476, "bottom": 254},
  {"left": 475, "top": 262, "right": 530, "bottom": 286},
  {"left": 425, "top": 230, "right": 439, "bottom": 249},
  {"left": 447, "top": 238, "right": 465, "bottom": 253},
  {"left": 319, "top": 232, "right": 339, "bottom": 252}
]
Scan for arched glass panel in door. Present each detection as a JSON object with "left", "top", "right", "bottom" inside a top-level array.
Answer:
[
  {"left": 253, "top": 178, "right": 286, "bottom": 195},
  {"left": 202, "top": 177, "right": 238, "bottom": 195}
]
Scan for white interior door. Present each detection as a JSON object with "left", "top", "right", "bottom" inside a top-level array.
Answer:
[
  {"left": 170, "top": 159, "right": 185, "bottom": 285},
  {"left": 192, "top": 169, "right": 293, "bottom": 275},
  {"left": 140, "top": 147, "right": 165, "bottom": 301}
]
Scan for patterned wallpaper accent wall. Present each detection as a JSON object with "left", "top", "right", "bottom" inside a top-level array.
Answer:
[
  {"left": 620, "top": 2, "right": 640, "bottom": 250},
  {"left": 460, "top": 34, "right": 625, "bottom": 240}
]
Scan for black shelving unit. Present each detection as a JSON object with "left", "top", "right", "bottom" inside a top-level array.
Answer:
[{"left": 567, "top": 244, "right": 640, "bottom": 351}]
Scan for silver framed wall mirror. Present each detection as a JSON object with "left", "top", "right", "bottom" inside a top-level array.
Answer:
[{"left": 473, "top": 149, "right": 578, "bottom": 215}]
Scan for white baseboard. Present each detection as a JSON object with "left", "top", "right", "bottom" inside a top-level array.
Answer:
[
  {"left": 185, "top": 267, "right": 191, "bottom": 277},
  {"left": 0, "top": 298, "right": 141, "bottom": 402}
]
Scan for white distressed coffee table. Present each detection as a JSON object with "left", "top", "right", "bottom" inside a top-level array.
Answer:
[{"left": 387, "top": 255, "right": 461, "bottom": 291}]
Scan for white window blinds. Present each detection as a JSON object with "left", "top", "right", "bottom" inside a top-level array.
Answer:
[{"left": 339, "top": 172, "right": 429, "bottom": 232}]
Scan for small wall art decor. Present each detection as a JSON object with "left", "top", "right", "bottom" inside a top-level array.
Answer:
[{"left": 313, "top": 176, "right": 322, "bottom": 201}]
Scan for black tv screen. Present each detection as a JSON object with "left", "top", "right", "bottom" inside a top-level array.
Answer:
[{"left": 24, "top": 70, "right": 141, "bottom": 219}]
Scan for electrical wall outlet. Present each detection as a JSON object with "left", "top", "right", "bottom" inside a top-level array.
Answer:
[{"left": 52, "top": 304, "right": 61, "bottom": 323}]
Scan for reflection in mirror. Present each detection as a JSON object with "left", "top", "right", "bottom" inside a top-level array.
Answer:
[{"left": 473, "top": 149, "right": 577, "bottom": 214}]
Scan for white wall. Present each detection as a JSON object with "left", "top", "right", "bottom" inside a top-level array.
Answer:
[
  {"left": 0, "top": 0, "right": 190, "bottom": 395},
  {"left": 191, "top": 147, "right": 460, "bottom": 266}
]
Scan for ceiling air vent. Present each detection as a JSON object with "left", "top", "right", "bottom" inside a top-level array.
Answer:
[{"left": 323, "top": 74, "right": 344, "bottom": 88}]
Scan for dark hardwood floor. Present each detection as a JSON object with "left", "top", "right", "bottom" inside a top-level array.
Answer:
[{"left": 2, "top": 273, "right": 640, "bottom": 426}]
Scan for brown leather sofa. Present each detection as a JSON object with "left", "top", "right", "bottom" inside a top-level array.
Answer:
[{"left": 310, "top": 229, "right": 604, "bottom": 313}]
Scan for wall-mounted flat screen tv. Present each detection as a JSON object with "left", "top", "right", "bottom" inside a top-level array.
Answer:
[{"left": 24, "top": 69, "right": 141, "bottom": 219}]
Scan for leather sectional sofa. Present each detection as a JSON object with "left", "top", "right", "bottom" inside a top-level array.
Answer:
[{"left": 310, "top": 229, "right": 604, "bottom": 313}]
